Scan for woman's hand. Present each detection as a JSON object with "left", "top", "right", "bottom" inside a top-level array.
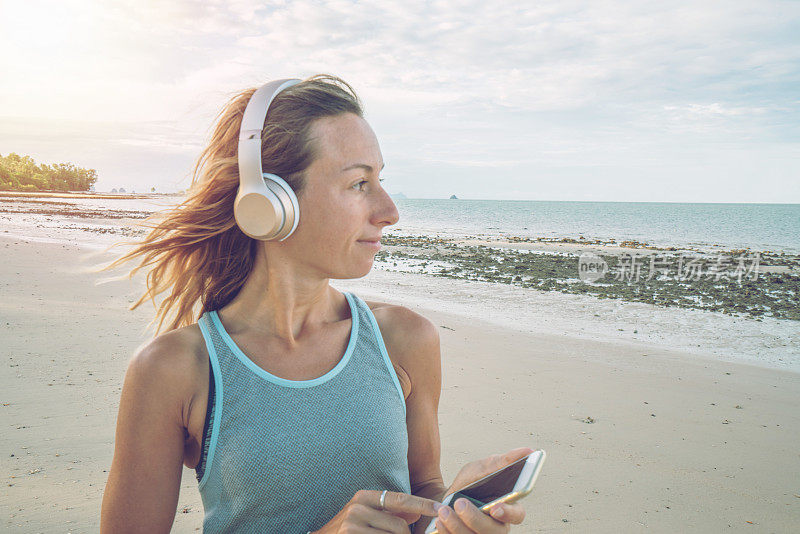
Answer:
[
  {"left": 314, "top": 489, "right": 443, "bottom": 533},
  {"left": 435, "top": 447, "right": 534, "bottom": 533}
]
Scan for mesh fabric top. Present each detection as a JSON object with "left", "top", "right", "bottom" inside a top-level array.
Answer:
[{"left": 195, "top": 291, "right": 411, "bottom": 533}]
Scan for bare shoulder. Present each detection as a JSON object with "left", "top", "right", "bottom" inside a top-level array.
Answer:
[
  {"left": 127, "top": 323, "right": 208, "bottom": 425},
  {"left": 362, "top": 299, "right": 441, "bottom": 400},
  {"left": 132, "top": 324, "right": 207, "bottom": 376},
  {"left": 363, "top": 299, "right": 439, "bottom": 346}
]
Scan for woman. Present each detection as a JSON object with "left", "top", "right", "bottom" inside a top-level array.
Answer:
[{"left": 99, "top": 74, "right": 531, "bottom": 533}]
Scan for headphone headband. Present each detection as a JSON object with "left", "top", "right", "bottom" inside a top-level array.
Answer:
[
  {"left": 239, "top": 79, "right": 301, "bottom": 138},
  {"left": 234, "top": 78, "right": 302, "bottom": 241}
]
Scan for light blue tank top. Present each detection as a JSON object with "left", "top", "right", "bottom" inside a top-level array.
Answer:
[{"left": 194, "top": 291, "right": 411, "bottom": 533}]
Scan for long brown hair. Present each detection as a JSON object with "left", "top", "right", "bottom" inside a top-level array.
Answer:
[{"left": 100, "top": 74, "right": 363, "bottom": 335}]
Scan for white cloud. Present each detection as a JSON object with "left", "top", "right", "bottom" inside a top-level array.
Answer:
[{"left": 0, "top": 0, "right": 798, "bottom": 201}]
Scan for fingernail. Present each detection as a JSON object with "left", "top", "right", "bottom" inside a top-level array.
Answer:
[
  {"left": 433, "top": 503, "right": 444, "bottom": 512},
  {"left": 439, "top": 506, "right": 450, "bottom": 518},
  {"left": 455, "top": 499, "right": 466, "bottom": 512},
  {"left": 491, "top": 506, "right": 504, "bottom": 518}
]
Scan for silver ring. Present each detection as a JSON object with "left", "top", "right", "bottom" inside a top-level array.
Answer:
[{"left": 379, "top": 489, "right": 387, "bottom": 510}]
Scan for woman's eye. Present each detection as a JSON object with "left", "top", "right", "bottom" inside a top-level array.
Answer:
[{"left": 353, "top": 178, "right": 384, "bottom": 191}]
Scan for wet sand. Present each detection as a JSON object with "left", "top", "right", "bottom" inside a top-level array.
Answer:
[{"left": 2, "top": 236, "right": 799, "bottom": 532}]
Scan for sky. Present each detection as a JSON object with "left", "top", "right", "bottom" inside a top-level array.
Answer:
[{"left": 1, "top": 0, "right": 798, "bottom": 202}]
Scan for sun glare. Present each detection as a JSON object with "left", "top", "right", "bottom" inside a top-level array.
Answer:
[{"left": 1, "top": 1, "right": 78, "bottom": 51}]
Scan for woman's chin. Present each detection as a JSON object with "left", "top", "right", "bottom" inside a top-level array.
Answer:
[
  {"left": 352, "top": 262, "right": 374, "bottom": 279},
  {"left": 330, "top": 260, "right": 374, "bottom": 280}
]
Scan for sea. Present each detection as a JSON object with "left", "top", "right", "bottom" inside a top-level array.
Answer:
[
  {"left": 392, "top": 199, "right": 800, "bottom": 254},
  {"left": 4, "top": 194, "right": 799, "bottom": 254}
]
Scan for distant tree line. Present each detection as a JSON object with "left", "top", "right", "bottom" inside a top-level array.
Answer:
[{"left": 0, "top": 152, "right": 98, "bottom": 192}]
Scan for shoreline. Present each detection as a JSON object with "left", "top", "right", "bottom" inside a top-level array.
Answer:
[
  {"left": 3, "top": 233, "right": 798, "bottom": 373},
  {"left": 333, "top": 262, "right": 799, "bottom": 374},
  {"left": 1, "top": 237, "right": 798, "bottom": 532},
  {"left": 0, "top": 191, "right": 179, "bottom": 200},
  {"left": 2, "top": 194, "right": 798, "bottom": 324},
  {"left": 376, "top": 235, "right": 800, "bottom": 322}
]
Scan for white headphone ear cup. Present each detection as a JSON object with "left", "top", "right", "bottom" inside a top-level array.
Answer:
[
  {"left": 234, "top": 78, "right": 301, "bottom": 240},
  {"left": 263, "top": 173, "right": 300, "bottom": 241},
  {"left": 233, "top": 181, "right": 284, "bottom": 240}
]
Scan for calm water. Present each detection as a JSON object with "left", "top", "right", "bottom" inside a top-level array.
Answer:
[
  {"left": 6, "top": 195, "right": 800, "bottom": 254},
  {"left": 391, "top": 199, "right": 800, "bottom": 253}
]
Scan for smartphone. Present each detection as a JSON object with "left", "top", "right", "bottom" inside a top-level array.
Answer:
[{"left": 423, "top": 449, "right": 546, "bottom": 534}]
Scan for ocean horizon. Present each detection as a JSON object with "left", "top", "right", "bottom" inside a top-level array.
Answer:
[
  {"left": 394, "top": 196, "right": 800, "bottom": 205},
  {"left": 2, "top": 192, "right": 799, "bottom": 254},
  {"left": 390, "top": 198, "right": 800, "bottom": 254}
]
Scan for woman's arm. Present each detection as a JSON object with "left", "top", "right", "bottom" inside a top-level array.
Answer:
[
  {"left": 100, "top": 335, "right": 197, "bottom": 533},
  {"left": 381, "top": 308, "right": 530, "bottom": 533},
  {"left": 375, "top": 305, "right": 446, "bottom": 534}
]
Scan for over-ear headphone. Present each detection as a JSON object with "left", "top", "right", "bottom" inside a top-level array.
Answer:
[{"left": 234, "top": 78, "right": 302, "bottom": 241}]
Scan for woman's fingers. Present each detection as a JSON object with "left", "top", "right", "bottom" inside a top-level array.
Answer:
[
  {"left": 436, "top": 447, "right": 536, "bottom": 531},
  {"left": 355, "top": 489, "right": 442, "bottom": 516},
  {"left": 484, "top": 447, "right": 535, "bottom": 475},
  {"left": 383, "top": 489, "right": 443, "bottom": 519},
  {"left": 348, "top": 503, "right": 410, "bottom": 533},
  {"left": 435, "top": 519, "right": 453, "bottom": 534},
  {"left": 487, "top": 502, "right": 526, "bottom": 525},
  {"left": 504, "top": 447, "right": 535, "bottom": 464},
  {"left": 353, "top": 489, "right": 442, "bottom": 521},
  {"left": 437, "top": 498, "right": 526, "bottom": 533},
  {"left": 435, "top": 518, "right": 455, "bottom": 533}
]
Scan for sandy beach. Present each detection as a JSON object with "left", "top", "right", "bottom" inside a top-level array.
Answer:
[{"left": 2, "top": 234, "right": 799, "bottom": 532}]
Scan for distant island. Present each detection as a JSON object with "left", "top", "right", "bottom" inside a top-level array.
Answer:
[
  {"left": 389, "top": 192, "right": 407, "bottom": 199},
  {"left": 450, "top": 194, "right": 458, "bottom": 199},
  {"left": 0, "top": 152, "right": 98, "bottom": 192}
]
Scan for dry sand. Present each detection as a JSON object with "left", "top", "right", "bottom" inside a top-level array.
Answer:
[{"left": 2, "top": 236, "right": 799, "bottom": 532}]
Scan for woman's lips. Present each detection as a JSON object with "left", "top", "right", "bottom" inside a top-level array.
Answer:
[{"left": 358, "top": 240, "right": 381, "bottom": 250}]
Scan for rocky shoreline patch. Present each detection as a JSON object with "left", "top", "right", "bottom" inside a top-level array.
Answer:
[{"left": 376, "top": 235, "right": 800, "bottom": 321}]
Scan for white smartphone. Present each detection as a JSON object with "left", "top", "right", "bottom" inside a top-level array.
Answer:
[{"left": 423, "top": 449, "right": 546, "bottom": 534}]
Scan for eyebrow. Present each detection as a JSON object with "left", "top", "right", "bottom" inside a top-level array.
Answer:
[{"left": 341, "top": 162, "right": 386, "bottom": 173}]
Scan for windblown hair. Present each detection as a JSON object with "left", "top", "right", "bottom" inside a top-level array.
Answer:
[{"left": 101, "top": 74, "right": 363, "bottom": 335}]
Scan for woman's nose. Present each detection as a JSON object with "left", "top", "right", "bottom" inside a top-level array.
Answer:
[{"left": 375, "top": 189, "right": 400, "bottom": 227}]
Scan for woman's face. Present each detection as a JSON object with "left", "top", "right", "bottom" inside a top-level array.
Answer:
[{"left": 280, "top": 112, "right": 399, "bottom": 279}]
